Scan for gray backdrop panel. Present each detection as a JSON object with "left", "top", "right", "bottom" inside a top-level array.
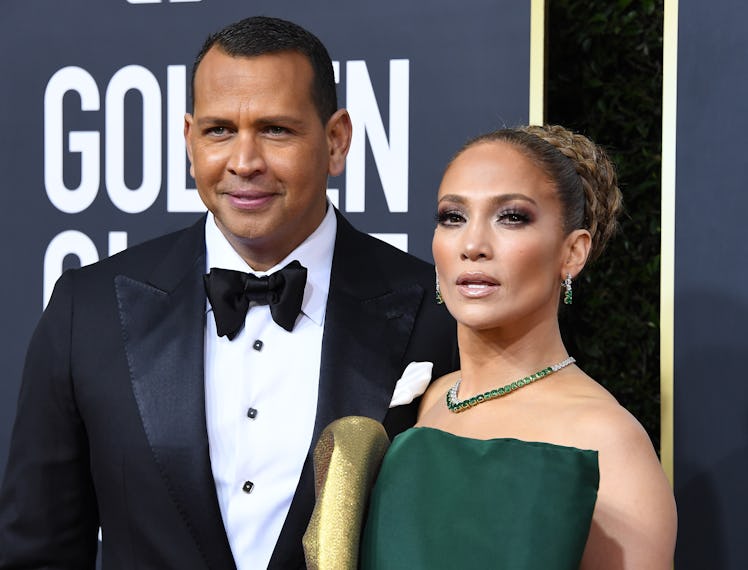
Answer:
[{"left": 674, "top": 0, "right": 748, "bottom": 567}]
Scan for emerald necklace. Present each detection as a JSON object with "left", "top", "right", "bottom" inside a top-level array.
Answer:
[{"left": 446, "top": 356, "right": 576, "bottom": 413}]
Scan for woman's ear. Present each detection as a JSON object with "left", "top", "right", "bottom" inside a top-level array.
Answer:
[{"left": 562, "top": 229, "right": 592, "bottom": 279}]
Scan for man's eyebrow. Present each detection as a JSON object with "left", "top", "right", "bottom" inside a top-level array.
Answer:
[
  {"left": 255, "top": 116, "right": 307, "bottom": 128},
  {"left": 193, "top": 115, "right": 308, "bottom": 128},
  {"left": 195, "top": 116, "right": 233, "bottom": 127}
]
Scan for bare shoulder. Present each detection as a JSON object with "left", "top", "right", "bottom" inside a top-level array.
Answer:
[
  {"left": 563, "top": 381, "right": 652, "bottom": 453},
  {"left": 565, "top": 376, "right": 677, "bottom": 570}
]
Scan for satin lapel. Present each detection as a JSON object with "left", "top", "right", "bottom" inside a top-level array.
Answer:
[
  {"left": 115, "top": 219, "right": 236, "bottom": 569},
  {"left": 269, "top": 212, "right": 424, "bottom": 569},
  {"left": 314, "top": 279, "right": 423, "bottom": 441},
  {"left": 314, "top": 212, "right": 425, "bottom": 436}
]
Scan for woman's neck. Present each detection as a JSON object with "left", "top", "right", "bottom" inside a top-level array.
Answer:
[{"left": 455, "top": 319, "right": 570, "bottom": 395}]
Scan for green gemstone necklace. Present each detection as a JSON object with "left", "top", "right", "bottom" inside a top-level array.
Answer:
[{"left": 446, "top": 356, "right": 576, "bottom": 413}]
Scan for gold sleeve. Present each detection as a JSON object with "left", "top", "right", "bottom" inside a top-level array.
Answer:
[{"left": 303, "top": 416, "right": 391, "bottom": 570}]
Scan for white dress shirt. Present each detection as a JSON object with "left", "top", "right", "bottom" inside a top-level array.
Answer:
[{"left": 203, "top": 206, "right": 336, "bottom": 569}]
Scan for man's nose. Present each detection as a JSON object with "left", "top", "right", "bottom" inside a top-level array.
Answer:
[{"left": 227, "top": 132, "right": 265, "bottom": 176}]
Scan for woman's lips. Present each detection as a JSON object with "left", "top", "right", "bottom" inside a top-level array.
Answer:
[{"left": 455, "top": 273, "right": 499, "bottom": 298}]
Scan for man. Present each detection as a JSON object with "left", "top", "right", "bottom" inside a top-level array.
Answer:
[{"left": 0, "top": 16, "right": 457, "bottom": 569}]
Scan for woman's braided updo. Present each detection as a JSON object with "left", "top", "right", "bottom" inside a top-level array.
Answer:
[{"left": 452, "top": 125, "right": 623, "bottom": 263}]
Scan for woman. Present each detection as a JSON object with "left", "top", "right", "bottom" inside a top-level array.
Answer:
[{"left": 360, "top": 125, "right": 677, "bottom": 569}]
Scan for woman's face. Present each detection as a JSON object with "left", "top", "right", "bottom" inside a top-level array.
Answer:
[{"left": 433, "top": 140, "right": 575, "bottom": 332}]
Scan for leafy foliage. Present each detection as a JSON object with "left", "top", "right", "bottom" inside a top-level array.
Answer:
[{"left": 546, "top": 0, "right": 664, "bottom": 449}]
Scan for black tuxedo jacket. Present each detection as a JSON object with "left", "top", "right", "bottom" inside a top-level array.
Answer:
[{"left": 0, "top": 211, "right": 458, "bottom": 569}]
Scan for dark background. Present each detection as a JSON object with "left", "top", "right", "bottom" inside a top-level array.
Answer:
[
  {"left": 547, "top": 0, "right": 663, "bottom": 452},
  {"left": 671, "top": 1, "right": 748, "bottom": 567}
]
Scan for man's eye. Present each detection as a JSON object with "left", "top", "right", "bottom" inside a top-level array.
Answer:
[
  {"left": 266, "top": 126, "right": 289, "bottom": 135},
  {"left": 207, "top": 127, "right": 228, "bottom": 136}
]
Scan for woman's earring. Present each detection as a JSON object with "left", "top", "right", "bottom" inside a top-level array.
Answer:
[
  {"left": 436, "top": 272, "right": 444, "bottom": 305},
  {"left": 562, "top": 273, "right": 573, "bottom": 305}
]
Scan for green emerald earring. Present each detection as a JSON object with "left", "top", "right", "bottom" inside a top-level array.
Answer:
[
  {"left": 562, "top": 273, "right": 573, "bottom": 305},
  {"left": 436, "top": 272, "right": 444, "bottom": 304}
]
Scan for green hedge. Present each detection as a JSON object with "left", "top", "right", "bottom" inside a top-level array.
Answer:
[{"left": 546, "top": 0, "right": 663, "bottom": 450}]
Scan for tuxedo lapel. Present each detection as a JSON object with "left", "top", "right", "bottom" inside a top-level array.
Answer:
[
  {"left": 314, "top": 276, "right": 423, "bottom": 442},
  {"left": 115, "top": 218, "right": 236, "bottom": 569},
  {"left": 314, "top": 212, "right": 426, "bottom": 436},
  {"left": 269, "top": 212, "right": 425, "bottom": 568}
]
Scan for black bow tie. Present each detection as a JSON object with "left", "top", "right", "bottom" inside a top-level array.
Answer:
[{"left": 204, "top": 260, "right": 308, "bottom": 339}]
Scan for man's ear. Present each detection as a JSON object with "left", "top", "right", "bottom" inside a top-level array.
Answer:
[
  {"left": 184, "top": 113, "right": 195, "bottom": 179},
  {"left": 326, "top": 109, "right": 352, "bottom": 177},
  {"left": 562, "top": 229, "right": 592, "bottom": 279}
]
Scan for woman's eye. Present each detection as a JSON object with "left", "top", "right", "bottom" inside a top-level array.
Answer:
[
  {"left": 498, "top": 210, "right": 530, "bottom": 225},
  {"left": 436, "top": 210, "right": 465, "bottom": 226}
]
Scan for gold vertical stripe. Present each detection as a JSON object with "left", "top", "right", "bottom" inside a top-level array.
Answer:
[
  {"left": 529, "top": 0, "right": 545, "bottom": 125},
  {"left": 660, "top": 0, "right": 678, "bottom": 487}
]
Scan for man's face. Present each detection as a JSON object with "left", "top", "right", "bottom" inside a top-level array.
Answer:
[{"left": 185, "top": 47, "right": 350, "bottom": 270}]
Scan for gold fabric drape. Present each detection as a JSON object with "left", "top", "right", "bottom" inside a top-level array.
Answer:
[{"left": 303, "top": 416, "right": 390, "bottom": 570}]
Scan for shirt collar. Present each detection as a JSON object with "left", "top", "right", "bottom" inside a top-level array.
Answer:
[{"left": 204, "top": 204, "right": 336, "bottom": 327}]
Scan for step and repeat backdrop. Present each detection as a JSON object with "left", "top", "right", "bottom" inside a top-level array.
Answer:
[
  {"left": 666, "top": 0, "right": 748, "bottom": 567},
  {"left": 0, "top": 1, "right": 537, "bottom": 483}
]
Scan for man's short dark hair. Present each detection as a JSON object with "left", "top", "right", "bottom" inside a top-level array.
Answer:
[{"left": 191, "top": 16, "right": 338, "bottom": 123}]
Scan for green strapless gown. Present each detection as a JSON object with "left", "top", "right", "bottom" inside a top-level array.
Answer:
[{"left": 360, "top": 427, "right": 599, "bottom": 569}]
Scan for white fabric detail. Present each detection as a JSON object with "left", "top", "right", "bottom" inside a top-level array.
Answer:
[{"left": 389, "top": 361, "right": 433, "bottom": 407}]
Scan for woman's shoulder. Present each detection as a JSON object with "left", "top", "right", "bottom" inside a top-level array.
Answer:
[
  {"left": 561, "top": 374, "right": 677, "bottom": 568},
  {"left": 555, "top": 372, "right": 653, "bottom": 455}
]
